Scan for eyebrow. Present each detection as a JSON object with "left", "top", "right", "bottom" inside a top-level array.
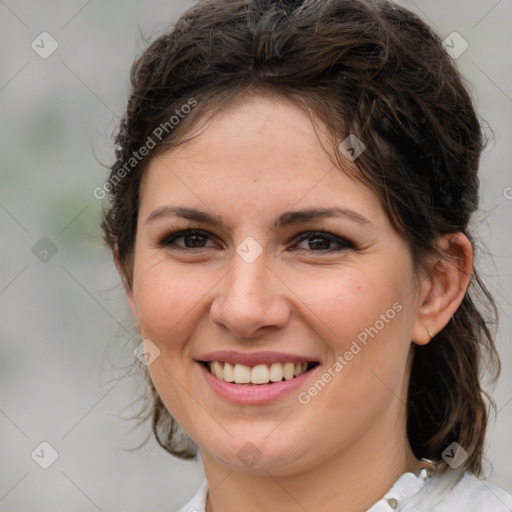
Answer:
[{"left": 145, "top": 205, "right": 372, "bottom": 231}]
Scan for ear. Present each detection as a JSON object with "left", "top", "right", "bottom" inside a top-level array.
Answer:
[
  {"left": 412, "top": 232, "right": 473, "bottom": 345},
  {"left": 113, "top": 244, "right": 139, "bottom": 328}
]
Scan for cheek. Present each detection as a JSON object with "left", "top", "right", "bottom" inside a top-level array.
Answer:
[
  {"left": 132, "top": 263, "right": 218, "bottom": 427},
  {"left": 337, "top": 271, "right": 412, "bottom": 371},
  {"left": 133, "top": 263, "right": 216, "bottom": 344},
  {"left": 292, "top": 265, "right": 413, "bottom": 404},
  {"left": 287, "top": 264, "right": 409, "bottom": 348}
]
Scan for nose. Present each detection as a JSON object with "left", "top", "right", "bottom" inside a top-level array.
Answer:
[{"left": 209, "top": 251, "right": 291, "bottom": 339}]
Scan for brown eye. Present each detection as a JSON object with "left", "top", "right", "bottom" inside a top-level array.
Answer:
[
  {"left": 292, "top": 231, "right": 353, "bottom": 252},
  {"left": 161, "top": 229, "right": 216, "bottom": 250}
]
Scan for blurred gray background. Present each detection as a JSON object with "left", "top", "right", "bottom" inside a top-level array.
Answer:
[{"left": 0, "top": 1, "right": 510, "bottom": 510}]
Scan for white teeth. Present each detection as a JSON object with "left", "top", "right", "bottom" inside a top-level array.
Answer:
[
  {"left": 223, "top": 361, "right": 234, "bottom": 382},
  {"left": 251, "top": 364, "right": 270, "bottom": 384},
  {"left": 283, "top": 362, "right": 295, "bottom": 380},
  {"left": 207, "top": 361, "right": 313, "bottom": 384},
  {"left": 233, "top": 363, "right": 251, "bottom": 383},
  {"left": 269, "top": 362, "right": 283, "bottom": 382},
  {"left": 212, "top": 361, "right": 223, "bottom": 380}
]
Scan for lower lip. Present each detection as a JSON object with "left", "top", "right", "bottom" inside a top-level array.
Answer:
[{"left": 196, "top": 362, "right": 320, "bottom": 405}]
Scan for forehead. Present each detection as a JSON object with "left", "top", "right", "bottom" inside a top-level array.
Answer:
[{"left": 139, "top": 96, "right": 385, "bottom": 226}]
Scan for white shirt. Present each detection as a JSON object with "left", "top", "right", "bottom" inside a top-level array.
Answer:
[{"left": 177, "top": 469, "right": 512, "bottom": 512}]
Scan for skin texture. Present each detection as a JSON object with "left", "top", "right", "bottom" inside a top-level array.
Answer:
[{"left": 124, "top": 96, "right": 473, "bottom": 512}]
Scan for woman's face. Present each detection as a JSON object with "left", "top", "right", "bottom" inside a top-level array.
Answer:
[{"left": 127, "top": 96, "right": 426, "bottom": 476}]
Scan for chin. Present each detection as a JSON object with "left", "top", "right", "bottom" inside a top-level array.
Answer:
[{"left": 200, "top": 432, "right": 316, "bottom": 476}]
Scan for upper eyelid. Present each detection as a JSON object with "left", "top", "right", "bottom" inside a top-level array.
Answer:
[
  {"left": 160, "top": 228, "right": 352, "bottom": 249},
  {"left": 293, "top": 231, "right": 353, "bottom": 249},
  {"left": 161, "top": 229, "right": 218, "bottom": 245}
]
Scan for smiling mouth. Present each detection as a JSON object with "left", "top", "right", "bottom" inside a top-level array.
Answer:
[{"left": 199, "top": 360, "right": 320, "bottom": 385}]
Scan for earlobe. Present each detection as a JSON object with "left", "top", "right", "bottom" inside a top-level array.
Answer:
[{"left": 412, "top": 232, "right": 473, "bottom": 346}]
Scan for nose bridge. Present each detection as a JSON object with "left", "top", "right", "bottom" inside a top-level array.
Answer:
[
  {"left": 223, "top": 252, "right": 271, "bottom": 315},
  {"left": 210, "top": 249, "right": 289, "bottom": 337},
  {"left": 233, "top": 250, "right": 271, "bottom": 298}
]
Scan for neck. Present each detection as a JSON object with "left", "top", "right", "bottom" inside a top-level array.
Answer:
[{"left": 201, "top": 409, "right": 418, "bottom": 512}]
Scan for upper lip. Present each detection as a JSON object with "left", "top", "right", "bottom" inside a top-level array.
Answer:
[{"left": 195, "top": 350, "right": 319, "bottom": 367}]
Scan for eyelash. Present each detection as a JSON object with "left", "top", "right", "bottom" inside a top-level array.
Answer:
[{"left": 159, "top": 228, "right": 353, "bottom": 253}]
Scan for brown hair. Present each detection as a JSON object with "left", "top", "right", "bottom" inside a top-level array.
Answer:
[{"left": 102, "top": 0, "right": 500, "bottom": 474}]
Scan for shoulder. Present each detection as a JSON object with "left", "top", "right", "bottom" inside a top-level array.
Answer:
[
  {"left": 421, "top": 471, "right": 512, "bottom": 512},
  {"left": 445, "top": 472, "right": 512, "bottom": 511},
  {"left": 176, "top": 478, "right": 208, "bottom": 512}
]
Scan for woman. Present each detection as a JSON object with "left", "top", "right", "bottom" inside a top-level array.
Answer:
[{"left": 101, "top": 0, "right": 512, "bottom": 510}]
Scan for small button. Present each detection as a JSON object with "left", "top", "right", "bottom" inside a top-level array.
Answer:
[{"left": 387, "top": 497, "right": 398, "bottom": 509}]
